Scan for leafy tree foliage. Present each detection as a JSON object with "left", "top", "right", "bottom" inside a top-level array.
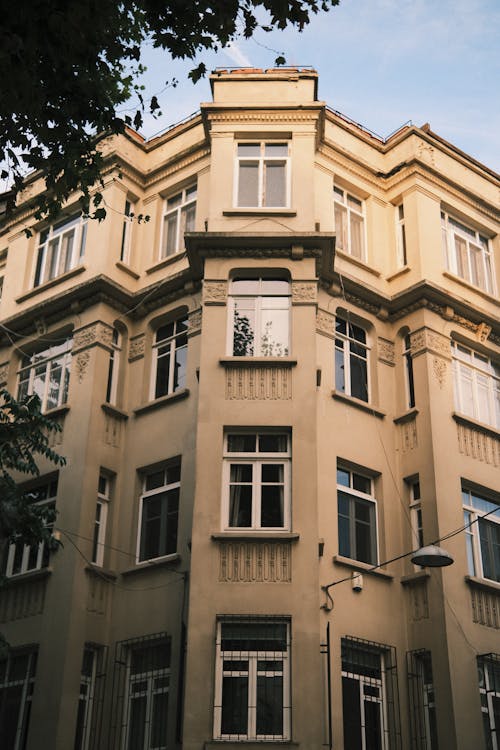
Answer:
[
  {"left": 0, "top": 1, "right": 338, "bottom": 222},
  {"left": 0, "top": 390, "right": 65, "bottom": 562}
]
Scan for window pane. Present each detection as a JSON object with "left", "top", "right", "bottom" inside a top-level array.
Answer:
[
  {"left": 335, "top": 203, "right": 347, "bottom": 251},
  {"left": 261, "top": 485, "right": 284, "bottom": 527},
  {"left": 229, "top": 483, "right": 252, "bottom": 527},
  {"left": 228, "top": 435, "right": 256, "bottom": 452},
  {"left": 221, "top": 676, "right": 248, "bottom": 734},
  {"left": 259, "top": 434, "right": 287, "bottom": 453},
  {"left": 265, "top": 162, "right": 286, "bottom": 207},
  {"left": 260, "top": 307, "right": 289, "bottom": 356},
  {"left": 342, "top": 677, "right": 363, "bottom": 750},
  {"left": 352, "top": 473, "right": 371, "bottom": 495},
  {"left": 238, "top": 163, "right": 259, "bottom": 207},
  {"left": 173, "top": 344, "right": 187, "bottom": 391},
  {"left": 265, "top": 143, "right": 287, "bottom": 157},
  {"left": 257, "top": 675, "right": 283, "bottom": 735},
  {"left": 364, "top": 698, "right": 383, "bottom": 750},
  {"left": 238, "top": 143, "right": 260, "bottom": 157},
  {"left": 335, "top": 347, "right": 346, "bottom": 393},
  {"left": 337, "top": 469, "right": 350, "bottom": 487},
  {"left": 350, "top": 212, "right": 364, "bottom": 259},
  {"left": 128, "top": 696, "right": 146, "bottom": 750},
  {"left": 151, "top": 692, "right": 168, "bottom": 748},
  {"left": 350, "top": 355, "right": 368, "bottom": 402},
  {"left": 155, "top": 350, "right": 171, "bottom": 398},
  {"left": 163, "top": 214, "right": 178, "bottom": 256},
  {"left": 233, "top": 302, "right": 255, "bottom": 356}
]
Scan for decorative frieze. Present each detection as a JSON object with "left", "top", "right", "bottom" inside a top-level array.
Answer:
[
  {"left": 86, "top": 573, "right": 111, "bottom": 615},
  {"left": 225, "top": 365, "right": 292, "bottom": 400},
  {"left": 470, "top": 583, "right": 500, "bottom": 629},
  {"left": 410, "top": 327, "right": 450, "bottom": 359},
  {"left": 0, "top": 361, "right": 9, "bottom": 386},
  {"left": 0, "top": 576, "right": 47, "bottom": 622},
  {"left": 188, "top": 308, "right": 202, "bottom": 336},
  {"left": 104, "top": 412, "right": 123, "bottom": 448},
  {"left": 73, "top": 321, "right": 113, "bottom": 353},
  {"left": 203, "top": 280, "right": 227, "bottom": 305},
  {"left": 432, "top": 357, "right": 447, "bottom": 388},
  {"left": 398, "top": 414, "right": 418, "bottom": 453},
  {"left": 316, "top": 309, "right": 335, "bottom": 337},
  {"left": 377, "top": 338, "right": 395, "bottom": 366},
  {"left": 457, "top": 421, "right": 500, "bottom": 467},
  {"left": 476, "top": 322, "right": 492, "bottom": 343},
  {"left": 74, "top": 351, "right": 90, "bottom": 383},
  {"left": 218, "top": 541, "right": 291, "bottom": 583},
  {"left": 128, "top": 333, "right": 145, "bottom": 362},
  {"left": 407, "top": 577, "right": 429, "bottom": 621},
  {"left": 291, "top": 281, "right": 317, "bottom": 305}
]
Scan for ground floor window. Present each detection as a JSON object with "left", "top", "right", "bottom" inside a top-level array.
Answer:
[
  {"left": 214, "top": 617, "right": 291, "bottom": 741},
  {"left": 478, "top": 653, "right": 500, "bottom": 750},
  {"left": 73, "top": 644, "right": 107, "bottom": 750},
  {"left": 407, "top": 649, "right": 438, "bottom": 749},
  {"left": 0, "top": 646, "right": 37, "bottom": 750}
]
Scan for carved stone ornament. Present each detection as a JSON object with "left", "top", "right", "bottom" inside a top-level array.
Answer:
[
  {"left": 75, "top": 351, "right": 90, "bottom": 383},
  {"left": 128, "top": 334, "right": 145, "bottom": 362},
  {"left": 377, "top": 338, "right": 395, "bottom": 366},
  {"left": 73, "top": 322, "right": 113, "bottom": 352},
  {"left": 188, "top": 308, "right": 202, "bottom": 335},
  {"left": 476, "top": 322, "right": 492, "bottom": 343},
  {"left": 0, "top": 362, "right": 9, "bottom": 386},
  {"left": 204, "top": 281, "right": 227, "bottom": 305},
  {"left": 291, "top": 281, "right": 317, "bottom": 304},
  {"left": 410, "top": 328, "right": 450, "bottom": 359},
  {"left": 416, "top": 141, "right": 435, "bottom": 167},
  {"left": 432, "top": 357, "right": 447, "bottom": 388},
  {"left": 316, "top": 309, "right": 335, "bottom": 337}
]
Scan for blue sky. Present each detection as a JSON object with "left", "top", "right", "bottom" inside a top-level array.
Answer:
[{"left": 128, "top": 0, "right": 500, "bottom": 173}]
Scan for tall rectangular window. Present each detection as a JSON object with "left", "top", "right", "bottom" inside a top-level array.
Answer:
[
  {"left": 441, "top": 211, "right": 495, "bottom": 294},
  {"left": 105, "top": 328, "right": 121, "bottom": 405},
  {"left": 337, "top": 466, "right": 377, "bottom": 565},
  {"left": 229, "top": 277, "right": 290, "bottom": 357},
  {"left": 396, "top": 204, "right": 407, "bottom": 267},
  {"left": 409, "top": 479, "right": 424, "bottom": 550},
  {"left": 0, "top": 646, "right": 38, "bottom": 750},
  {"left": 463, "top": 486, "right": 500, "bottom": 583},
  {"left": 74, "top": 645, "right": 106, "bottom": 750},
  {"left": 477, "top": 653, "right": 500, "bottom": 750},
  {"left": 335, "top": 317, "right": 369, "bottom": 402},
  {"left": 223, "top": 433, "right": 290, "bottom": 531},
  {"left": 137, "top": 463, "right": 180, "bottom": 563},
  {"left": 3, "top": 477, "right": 58, "bottom": 577},
  {"left": 17, "top": 338, "right": 72, "bottom": 412},
  {"left": 120, "top": 200, "right": 134, "bottom": 263},
  {"left": 214, "top": 618, "right": 291, "bottom": 741},
  {"left": 236, "top": 142, "right": 289, "bottom": 208},
  {"left": 403, "top": 334, "right": 416, "bottom": 409},
  {"left": 160, "top": 186, "right": 196, "bottom": 258},
  {"left": 34, "top": 213, "right": 87, "bottom": 287},
  {"left": 334, "top": 186, "right": 365, "bottom": 260},
  {"left": 452, "top": 342, "right": 500, "bottom": 429},
  {"left": 91, "top": 475, "right": 110, "bottom": 567},
  {"left": 152, "top": 317, "right": 188, "bottom": 400},
  {"left": 407, "top": 650, "right": 438, "bottom": 750}
]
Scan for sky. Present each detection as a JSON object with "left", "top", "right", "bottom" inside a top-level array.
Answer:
[{"left": 126, "top": 0, "right": 500, "bottom": 174}]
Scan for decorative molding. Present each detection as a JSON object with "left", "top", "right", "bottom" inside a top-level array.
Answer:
[
  {"left": 104, "top": 411, "right": 123, "bottom": 448},
  {"left": 0, "top": 573, "right": 48, "bottom": 622},
  {"left": 206, "top": 110, "right": 320, "bottom": 125},
  {"left": 316, "top": 309, "right": 335, "bottom": 337},
  {"left": 476, "top": 322, "right": 492, "bottom": 343},
  {"left": 377, "top": 337, "right": 395, "bottom": 366},
  {"left": 469, "top": 581, "right": 500, "bottom": 629},
  {"left": 456, "top": 420, "right": 499, "bottom": 467},
  {"left": 128, "top": 333, "right": 145, "bottom": 362},
  {"left": 406, "top": 577, "right": 429, "bottom": 621},
  {"left": 398, "top": 414, "right": 418, "bottom": 452},
  {"left": 73, "top": 321, "right": 113, "bottom": 353},
  {"left": 0, "top": 361, "right": 9, "bottom": 385},
  {"left": 432, "top": 357, "right": 447, "bottom": 388},
  {"left": 218, "top": 541, "right": 291, "bottom": 583},
  {"left": 225, "top": 365, "right": 292, "bottom": 400},
  {"left": 410, "top": 327, "right": 450, "bottom": 359},
  {"left": 204, "top": 280, "right": 227, "bottom": 305},
  {"left": 75, "top": 351, "right": 90, "bottom": 383},
  {"left": 291, "top": 281, "right": 317, "bottom": 304},
  {"left": 188, "top": 308, "right": 202, "bottom": 336},
  {"left": 86, "top": 571, "right": 111, "bottom": 615},
  {"left": 416, "top": 142, "right": 436, "bottom": 166}
]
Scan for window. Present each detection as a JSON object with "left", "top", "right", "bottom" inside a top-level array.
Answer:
[
  {"left": 441, "top": 211, "right": 495, "bottom": 294},
  {"left": 105, "top": 328, "right": 121, "bottom": 405},
  {"left": 337, "top": 466, "right": 377, "bottom": 565},
  {"left": 236, "top": 142, "right": 289, "bottom": 208},
  {"left": 334, "top": 186, "right": 365, "bottom": 260},
  {"left": 223, "top": 433, "right": 290, "bottom": 531},
  {"left": 91, "top": 476, "right": 110, "bottom": 567},
  {"left": 160, "top": 185, "right": 196, "bottom": 258},
  {"left": 229, "top": 277, "right": 290, "bottom": 357},
  {"left": 403, "top": 334, "right": 416, "bottom": 409},
  {"left": 74, "top": 645, "right": 106, "bottom": 750},
  {"left": 120, "top": 200, "right": 134, "bottom": 263},
  {"left": 214, "top": 617, "right": 290, "bottom": 741},
  {"left": 452, "top": 342, "right": 500, "bottom": 429},
  {"left": 137, "top": 463, "right": 180, "bottom": 563},
  {"left": 3, "top": 478, "right": 57, "bottom": 577},
  {"left": 477, "top": 653, "right": 500, "bottom": 750},
  {"left": 341, "top": 637, "right": 401, "bottom": 750},
  {"left": 407, "top": 650, "right": 438, "bottom": 750},
  {"left": 396, "top": 204, "right": 407, "bottom": 267},
  {"left": 152, "top": 317, "right": 188, "bottom": 399},
  {"left": 34, "top": 213, "right": 87, "bottom": 287},
  {"left": 335, "top": 317, "right": 369, "bottom": 402},
  {"left": 463, "top": 487, "right": 500, "bottom": 583},
  {"left": 112, "top": 635, "right": 171, "bottom": 750},
  {"left": 17, "top": 338, "right": 72, "bottom": 412},
  {"left": 0, "top": 646, "right": 38, "bottom": 750},
  {"left": 409, "top": 479, "right": 424, "bottom": 550}
]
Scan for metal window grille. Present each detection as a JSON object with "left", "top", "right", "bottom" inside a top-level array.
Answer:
[
  {"left": 73, "top": 644, "right": 107, "bottom": 750},
  {"left": 0, "top": 645, "right": 38, "bottom": 750},
  {"left": 109, "top": 633, "right": 171, "bottom": 750},
  {"left": 477, "top": 653, "right": 500, "bottom": 750},
  {"left": 407, "top": 649, "right": 438, "bottom": 750},
  {"left": 341, "top": 636, "right": 401, "bottom": 750}
]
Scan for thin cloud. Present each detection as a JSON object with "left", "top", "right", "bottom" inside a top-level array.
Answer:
[{"left": 223, "top": 41, "right": 252, "bottom": 68}]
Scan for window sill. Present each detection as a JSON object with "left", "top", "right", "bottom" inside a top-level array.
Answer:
[
  {"left": 3, "top": 567, "right": 53, "bottom": 585},
  {"left": 115, "top": 260, "right": 140, "bottom": 279},
  {"left": 386, "top": 265, "right": 411, "bottom": 282},
  {"left": 332, "top": 555, "right": 394, "bottom": 579},
  {"left": 335, "top": 249, "right": 381, "bottom": 277},
  {"left": 400, "top": 570, "right": 430, "bottom": 586},
  {"left": 222, "top": 208, "right": 297, "bottom": 217},
  {"left": 452, "top": 412, "right": 499, "bottom": 440},
  {"left": 212, "top": 532, "right": 299, "bottom": 542},
  {"left": 43, "top": 404, "right": 70, "bottom": 419},
  {"left": 101, "top": 403, "right": 129, "bottom": 420},
  {"left": 443, "top": 271, "right": 497, "bottom": 303},
  {"left": 206, "top": 742, "right": 297, "bottom": 748},
  {"left": 16, "top": 265, "right": 86, "bottom": 303},
  {"left": 331, "top": 391, "right": 385, "bottom": 418},
  {"left": 85, "top": 564, "right": 118, "bottom": 581},
  {"left": 220, "top": 357, "right": 297, "bottom": 368},
  {"left": 146, "top": 251, "right": 187, "bottom": 275},
  {"left": 393, "top": 407, "right": 419, "bottom": 425},
  {"left": 121, "top": 553, "right": 181, "bottom": 576},
  {"left": 465, "top": 575, "right": 500, "bottom": 594},
  {"left": 134, "top": 388, "right": 189, "bottom": 416}
]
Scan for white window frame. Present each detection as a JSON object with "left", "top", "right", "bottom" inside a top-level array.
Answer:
[
  {"left": 120, "top": 199, "right": 135, "bottom": 263},
  {"left": 74, "top": 646, "right": 98, "bottom": 750},
  {"left": 478, "top": 655, "right": 500, "bottom": 750},
  {"left": 451, "top": 341, "right": 500, "bottom": 429},
  {"left": 337, "top": 466, "right": 378, "bottom": 565},
  {"left": 396, "top": 203, "right": 407, "bottom": 267},
  {"left": 222, "top": 432, "right": 291, "bottom": 532},
  {"left": 403, "top": 334, "right": 415, "bottom": 409},
  {"left": 213, "top": 618, "right": 291, "bottom": 741},
  {"left": 0, "top": 647, "right": 37, "bottom": 750},
  {"left": 334, "top": 185, "right": 366, "bottom": 261},
  {"left": 34, "top": 213, "right": 87, "bottom": 287},
  {"left": 409, "top": 479, "right": 424, "bottom": 550},
  {"left": 160, "top": 185, "right": 196, "bottom": 259},
  {"left": 235, "top": 142, "right": 290, "bottom": 208},
  {"left": 335, "top": 317, "right": 370, "bottom": 403},
  {"left": 463, "top": 487, "right": 500, "bottom": 583},
  {"left": 17, "top": 338, "right": 72, "bottom": 412},
  {"left": 105, "top": 328, "right": 121, "bottom": 405},
  {"left": 228, "top": 277, "right": 291, "bottom": 357},
  {"left": 441, "top": 211, "right": 495, "bottom": 294},
  {"left": 4, "top": 478, "right": 57, "bottom": 577},
  {"left": 91, "top": 476, "right": 110, "bottom": 567},
  {"left": 136, "top": 464, "right": 180, "bottom": 563},
  {"left": 151, "top": 316, "right": 188, "bottom": 400}
]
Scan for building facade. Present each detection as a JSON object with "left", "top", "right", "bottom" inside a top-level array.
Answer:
[{"left": 0, "top": 68, "right": 499, "bottom": 750}]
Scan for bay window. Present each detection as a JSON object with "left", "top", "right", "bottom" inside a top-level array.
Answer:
[
  {"left": 229, "top": 277, "right": 290, "bottom": 357},
  {"left": 17, "top": 338, "right": 72, "bottom": 412},
  {"left": 452, "top": 342, "right": 500, "bottom": 429},
  {"left": 34, "top": 213, "right": 87, "bottom": 287},
  {"left": 236, "top": 142, "right": 289, "bottom": 208},
  {"left": 160, "top": 185, "right": 196, "bottom": 258},
  {"left": 463, "top": 486, "right": 500, "bottom": 583},
  {"left": 334, "top": 186, "right": 365, "bottom": 260},
  {"left": 441, "top": 211, "right": 495, "bottom": 294}
]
